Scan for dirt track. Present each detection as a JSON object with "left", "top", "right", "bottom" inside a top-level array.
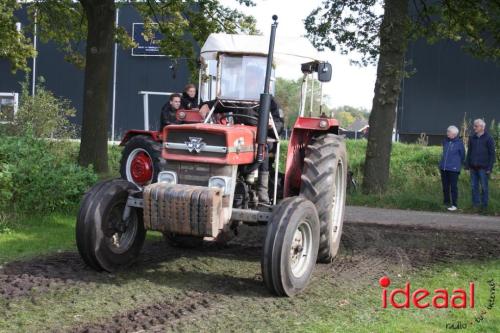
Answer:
[{"left": 1, "top": 223, "right": 500, "bottom": 332}]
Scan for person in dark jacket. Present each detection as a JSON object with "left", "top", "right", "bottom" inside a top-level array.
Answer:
[
  {"left": 465, "top": 119, "right": 496, "bottom": 210},
  {"left": 159, "top": 93, "right": 182, "bottom": 131},
  {"left": 181, "top": 84, "right": 199, "bottom": 110},
  {"left": 439, "top": 125, "right": 465, "bottom": 211}
]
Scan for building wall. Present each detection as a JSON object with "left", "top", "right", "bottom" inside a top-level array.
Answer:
[
  {"left": 0, "top": 4, "right": 193, "bottom": 140},
  {"left": 397, "top": 39, "right": 500, "bottom": 144}
]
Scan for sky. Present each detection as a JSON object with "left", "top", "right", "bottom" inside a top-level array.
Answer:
[{"left": 220, "top": 0, "right": 378, "bottom": 110}]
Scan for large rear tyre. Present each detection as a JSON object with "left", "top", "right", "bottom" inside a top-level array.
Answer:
[
  {"left": 76, "top": 179, "right": 146, "bottom": 272},
  {"left": 300, "top": 133, "right": 347, "bottom": 263},
  {"left": 261, "top": 197, "right": 320, "bottom": 297},
  {"left": 120, "top": 135, "right": 162, "bottom": 187}
]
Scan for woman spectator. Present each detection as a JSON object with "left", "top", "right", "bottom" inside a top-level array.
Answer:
[
  {"left": 181, "top": 84, "right": 199, "bottom": 110},
  {"left": 439, "top": 125, "right": 465, "bottom": 211}
]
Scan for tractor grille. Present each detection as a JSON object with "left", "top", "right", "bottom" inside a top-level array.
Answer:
[{"left": 165, "top": 130, "right": 226, "bottom": 158}]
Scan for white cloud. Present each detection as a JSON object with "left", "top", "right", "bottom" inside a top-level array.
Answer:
[{"left": 219, "top": 0, "right": 377, "bottom": 110}]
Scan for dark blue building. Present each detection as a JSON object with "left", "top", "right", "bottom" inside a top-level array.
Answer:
[
  {"left": 397, "top": 39, "right": 500, "bottom": 144},
  {"left": 0, "top": 4, "right": 192, "bottom": 140}
]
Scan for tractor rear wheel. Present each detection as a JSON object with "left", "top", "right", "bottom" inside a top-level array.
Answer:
[
  {"left": 300, "top": 133, "right": 347, "bottom": 263},
  {"left": 120, "top": 135, "right": 162, "bottom": 187},
  {"left": 261, "top": 197, "right": 320, "bottom": 297},
  {"left": 76, "top": 179, "right": 146, "bottom": 272}
]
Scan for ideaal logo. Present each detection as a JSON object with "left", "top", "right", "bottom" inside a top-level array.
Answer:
[
  {"left": 379, "top": 276, "right": 474, "bottom": 309},
  {"left": 379, "top": 276, "right": 496, "bottom": 330}
]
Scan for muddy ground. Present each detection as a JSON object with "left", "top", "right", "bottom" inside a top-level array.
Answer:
[{"left": 1, "top": 223, "right": 500, "bottom": 332}]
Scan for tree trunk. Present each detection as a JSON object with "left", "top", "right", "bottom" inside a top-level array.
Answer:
[
  {"left": 362, "top": 0, "right": 409, "bottom": 194},
  {"left": 77, "top": 0, "right": 115, "bottom": 174}
]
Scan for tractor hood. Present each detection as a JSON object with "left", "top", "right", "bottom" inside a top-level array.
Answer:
[{"left": 162, "top": 124, "right": 257, "bottom": 165}]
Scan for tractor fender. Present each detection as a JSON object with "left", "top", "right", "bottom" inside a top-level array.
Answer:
[
  {"left": 119, "top": 130, "right": 161, "bottom": 146},
  {"left": 283, "top": 117, "right": 340, "bottom": 197}
]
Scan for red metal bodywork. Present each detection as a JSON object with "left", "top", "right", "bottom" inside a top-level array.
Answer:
[
  {"left": 119, "top": 109, "right": 204, "bottom": 146},
  {"left": 176, "top": 109, "right": 204, "bottom": 123},
  {"left": 120, "top": 130, "right": 161, "bottom": 146},
  {"left": 162, "top": 124, "right": 257, "bottom": 165},
  {"left": 284, "top": 117, "right": 339, "bottom": 197}
]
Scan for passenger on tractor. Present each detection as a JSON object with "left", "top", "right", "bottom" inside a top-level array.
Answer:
[
  {"left": 159, "top": 93, "right": 182, "bottom": 130},
  {"left": 181, "top": 83, "right": 199, "bottom": 110}
]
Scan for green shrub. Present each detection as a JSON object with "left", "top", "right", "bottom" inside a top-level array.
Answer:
[
  {"left": 9, "top": 77, "right": 77, "bottom": 139},
  {"left": 0, "top": 134, "right": 98, "bottom": 213}
]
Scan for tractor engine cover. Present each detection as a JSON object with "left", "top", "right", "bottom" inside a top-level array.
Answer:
[{"left": 143, "top": 183, "right": 224, "bottom": 237}]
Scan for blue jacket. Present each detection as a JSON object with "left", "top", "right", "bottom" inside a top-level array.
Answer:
[
  {"left": 439, "top": 136, "right": 465, "bottom": 172},
  {"left": 466, "top": 131, "right": 496, "bottom": 172}
]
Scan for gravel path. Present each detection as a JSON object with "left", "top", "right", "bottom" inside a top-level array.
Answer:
[{"left": 345, "top": 206, "right": 500, "bottom": 232}]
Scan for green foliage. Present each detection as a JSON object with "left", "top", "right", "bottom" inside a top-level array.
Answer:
[
  {"left": 1, "top": 1, "right": 258, "bottom": 75},
  {"left": 335, "top": 111, "right": 356, "bottom": 128},
  {"left": 305, "top": 0, "right": 383, "bottom": 66},
  {"left": 9, "top": 77, "right": 77, "bottom": 139},
  {"left": 332, "top": 105, "right": 370, "bottom": 121},
  {"left": 414, "top": 1, "right": 500, "bottom": 62},
  {"left": 0, "top": 134, "right": 98, "bottom": 213},
  {"left": 305, "top": 0, "right": 500, "bottom": 65},
  {"left": 346, "top": 140, "right": 499, "bottom": 214},
  {"left": 274, "top": 77, "right": 328, "bottom": 128},
  {"left": 0, "top": 0, "right": 36, "bottom": 72},
  {"left": 275, "top": 78, "right": 301, "bottom": 128},
  {"left": 0, "top": 162, "right": 13, "bottom": 211}
]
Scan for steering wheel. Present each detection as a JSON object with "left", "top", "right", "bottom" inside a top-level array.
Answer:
[{"left": 218, "top": 112, "right": 259, "bottom": 125}]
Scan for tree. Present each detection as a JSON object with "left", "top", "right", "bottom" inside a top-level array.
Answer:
[
  {"left": 0, "top": 0, "right": 35, "bottom": 72},
  {"left": 335, "top": 111, "right": 356, "bottom": 128},
  {"left": 331, "top": 105, "right": 370, "bottom": 122},
  {"left": 275, "top": 77, "right": 328, "bottom": 128},
  {"left": 305, "top": 0, "right": 500, "bottom": 193},
  {"left": 1, "top": 0, "right": 257, "bottom": 173}
]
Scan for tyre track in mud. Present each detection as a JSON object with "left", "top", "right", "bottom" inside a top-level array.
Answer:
[{"left": 1, "top": 224, "right": 500, "bottom": 332}]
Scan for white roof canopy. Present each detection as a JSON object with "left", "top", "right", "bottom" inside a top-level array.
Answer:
[{"left": 200, "top": 33, "right": 323, "bottom": 64}]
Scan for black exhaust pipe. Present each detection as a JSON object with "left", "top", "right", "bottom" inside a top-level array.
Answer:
[{"left": 256, "top": 15, "right": 278, "bottom": 163}]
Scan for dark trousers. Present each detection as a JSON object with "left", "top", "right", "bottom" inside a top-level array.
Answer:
[
  {"left": 470, "top": 169, "right": 489, "bottom": 207},
  {"left": 440, "top": 170, "right": 460, "bottom": 206}
]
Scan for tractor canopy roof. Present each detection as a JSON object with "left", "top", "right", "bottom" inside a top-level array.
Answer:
[{"left": 200, "top": 33, "right": 322, "bottom": 64}]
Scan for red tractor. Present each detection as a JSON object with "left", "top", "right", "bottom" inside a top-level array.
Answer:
[{"left": 77, "top": 16, "right": 347, "bottom": 297}]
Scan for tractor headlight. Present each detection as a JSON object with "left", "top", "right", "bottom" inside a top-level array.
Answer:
[
  {"left": 158, "top": 171, "right": 177, "bottom": 185},
  {"left": 208, "top": 176, "right": 232, "bottom": 195}
]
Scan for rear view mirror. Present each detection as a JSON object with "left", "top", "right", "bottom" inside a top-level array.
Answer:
[{"left": 317, "top": 62, "right": 332, "bottom": 82}]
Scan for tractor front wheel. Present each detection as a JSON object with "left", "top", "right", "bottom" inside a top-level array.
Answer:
[
  {"left": 76, "top": 179, "right": 146, "bottom": 272},
  {"left": 261, "top": 197, "right": 320, "bottom": 297},
  {"left": 120, "top": 135, "right": 162, "bottom": 187}
]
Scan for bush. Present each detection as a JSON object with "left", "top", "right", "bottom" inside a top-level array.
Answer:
[
  {"left": 0, "top": 134, "right": 98, "bottom": 213},
  {"left": 9, "top": 77, "right": 77, "bottom": 139}
]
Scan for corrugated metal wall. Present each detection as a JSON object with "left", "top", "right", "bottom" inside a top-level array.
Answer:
[
  {"left": 398, "top": 39, "right": 500, "bottom": 144},
  {"left": 0, "top": 4, "right": 194, "bottom": 140}
]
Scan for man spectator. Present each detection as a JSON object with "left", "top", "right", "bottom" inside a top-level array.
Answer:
[
  {"left": 159, "top": 93, "right": 182, "bottom": 131},
  {"left": 466, "top": 118, "right": 496, "bottom": 210}
]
